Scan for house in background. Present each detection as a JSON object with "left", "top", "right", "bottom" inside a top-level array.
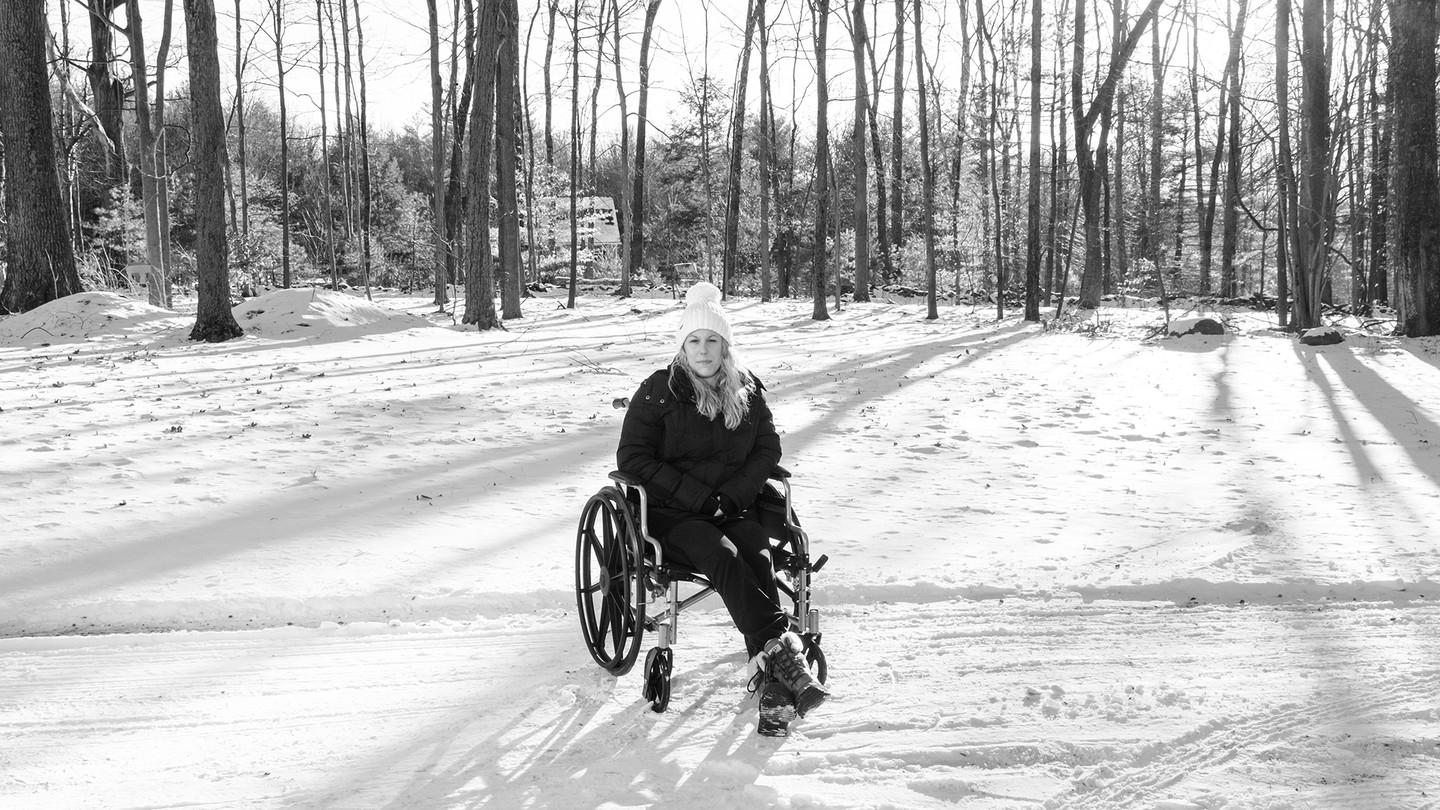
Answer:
[{"left": 528, "top": 197, "right": 621, "bottom": 260}]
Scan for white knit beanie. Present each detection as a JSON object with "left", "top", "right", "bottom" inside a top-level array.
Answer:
[{"left": 675, "top": 282, "right": 733, "bottom": 349}]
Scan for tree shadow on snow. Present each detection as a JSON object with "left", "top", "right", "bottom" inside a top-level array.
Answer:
[
  {"left": 301, "top": 648, "right": 786, "bottom": 810},
  {"left": 1298, "top": 342, "right": 1440, "bottom": 490}
]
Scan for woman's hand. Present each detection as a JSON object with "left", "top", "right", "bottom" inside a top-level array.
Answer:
[{"left": 704, "top": 492, "right": 739, "bottom": 518}]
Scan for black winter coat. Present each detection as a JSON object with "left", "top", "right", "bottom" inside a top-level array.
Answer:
[{"left": 616, "top": 366, "right": 782, "bottom": 536}]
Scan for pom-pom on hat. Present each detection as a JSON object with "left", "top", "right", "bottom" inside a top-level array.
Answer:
[{"left": 675, "top": 281, "right": 733, "bottom": 348}]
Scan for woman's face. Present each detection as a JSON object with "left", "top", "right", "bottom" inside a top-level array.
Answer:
[{"left": 682, "top": 329, "right": 725, "bottom": 378}]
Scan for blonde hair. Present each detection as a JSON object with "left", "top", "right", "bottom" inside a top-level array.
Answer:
[{"left": 672, "top": 343, "right": 753, "bottom": 430}]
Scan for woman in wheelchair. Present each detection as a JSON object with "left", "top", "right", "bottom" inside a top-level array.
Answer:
[{"left": 616, "top": 282, "right": 829, "bottom": 722}]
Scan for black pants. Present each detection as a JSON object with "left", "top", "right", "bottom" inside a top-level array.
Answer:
[{"left": 659, "top": 515, "right": 787, "bottom": 658}]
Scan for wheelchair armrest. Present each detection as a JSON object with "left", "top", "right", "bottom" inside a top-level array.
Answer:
[
  {"left": 770, "top": 465, "right": 791, "bottom": 480},
  {"left": 608, "top": 470, "right": 645, "bottom": 488}
]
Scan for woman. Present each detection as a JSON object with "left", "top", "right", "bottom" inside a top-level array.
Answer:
[{"left": 616, "top": 282, "right": 829, "bottom": 728}]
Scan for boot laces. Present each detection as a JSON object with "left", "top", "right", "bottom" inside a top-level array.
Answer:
[
  {"left": 768, "top": 643, "right": 810, "bottom": 689},
  {"left": 745, "top": 650, "right": 770, "bottom": 695}
]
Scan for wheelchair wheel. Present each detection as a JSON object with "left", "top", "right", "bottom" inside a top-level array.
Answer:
[
  {"left": 641, "top": 646, "right": 673, "bottom": 713},
  {"left": 803, "top": 635, "right": 828, "bottom": 685},
  {"left": 575, "top": 487, "right": 646, "bottom": 675}
]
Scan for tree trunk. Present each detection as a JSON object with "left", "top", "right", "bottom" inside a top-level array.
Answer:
[
  {"left": 1274, "top": 0, "right": 1294, "bottom": 329},
  {"left": 611, "top": 0, "right": 635, "bottom": 295},
  {"left": 126, "top": 0, "right": 168, "bottom": 306},
  {"left": 86, "top": 0, "right": 128, "bottom": 191},
  {"left": 0, "top": 0, "right": 84, "bottom": 313},
  {"left": 568, "top": 0, "right": 580, "bottom": 305},
  {"left": 627, "top": 0, "right": 663, "bottom": 298},
  {"left": 233, "top": 0, "right": 252, "bottom": 280},
  {"left": 889, "top": 0, "right": 904, "bottom": 250},
  {"left": 1114, "top": 87, "right": 1130, "bottom": 296},
  {"left": 181, "top": 0, "right": 242, "bottom": 341},
  {"left": 1368, "top": 60, "right": 1390, "bottom": 308},
  {"left": 1023, "top": 0, "right": 1042, "bottom": 321},
  {"left": 496, "top": 0, "right": 523, "bottom": 319},
  {"left": 949, "top": 0, "right": 973, "bottom": 300},
  {"left": 1142, "top": 18, "right": 1163, "bottom": 268},
  {"left": 463, "top": 0, "right": 500, "bottom": 328},
  {"left": 273, "top": 0, "right": 293, "bottom": 289},
  {"left": 975, "top": 0, "right": 1000, "bottom": 316},
  {"left": 1219, "top": 0, "right": 1249, "bottom": 299},
  {"left": 812, "top": 0, "right": 832, "bottom": 321},
  {"left": 587, "top": 1, "right": 607, "bottom": 187},
  {"left": 352, "top": 0, "right": 373, "bottom": 299},
  {"left": 758, "top": 1, "right": 774, "bottom": 302},
  {"left": 428, "top": 0, "right": 449, "bottom": 307},
  {"left": 1389, "top": 0, "right": 1440, "bottom": 336},
  {"left": 914, "top": 0, "right": 937, "bottom": 320},
  {"left": 444, "top": 0, "right": 477, "bottom": 290},
  {"left": 722, "top": 0, "right": 760, "bottom": 297},
  {"left": 314, "top": 0, "right": 337, "bottom": 291},
  {"left": 1292, "top": 0, "right": 1335, "bottom": 329},
  {"left": 850, "top": 0, "right": 870, "bottom": 303},
  {"left": 863, "top": 4, "right": 893, "bottom": 283},
  {"left": 338, "top": 0, "right": 357, "bottom": 238},
  {"left": 544, "top": 0, "right": 558, "bottom": 165},
  {"left": 153, "top": 0, "right": 176, "bottom": 294}
]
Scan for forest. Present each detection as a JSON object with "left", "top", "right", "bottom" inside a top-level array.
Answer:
[{"left": 2, "top": 0, "right": 1440, "bottom": 339}]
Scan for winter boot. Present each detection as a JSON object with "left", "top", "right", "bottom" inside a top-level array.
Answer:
[
  {"left": 748, "top": 649, "right": 797, "bottom": 737},
  {"left": 762, "top": 631, "right": 829, "bottom": 718}
]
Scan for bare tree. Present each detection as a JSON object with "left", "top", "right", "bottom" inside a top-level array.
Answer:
[
  {"left": 890, "top": 0, "right": 904, "bottom": 251},
  {"left": 428, "top": 0, "right": 448, "bottom": 308},
  {"left": 1274, "top": 0, "right": 1294, "bottom": 328},
  {"left": 612, "top": 0, "right": 635, "bottom": 295},
  {"left": 758, "top": 0, "right": 774, "bottom": 301},
  {"left": 497, "top": 0, "right": 523, "bottom": 319},
  {"left": 0, "top": 0, "right": 84, "bottom": 313},
  {"left": 1071, "top": 0, "right": 1166, "bottom": 309},
  {"left": 1024, "top": 0, "right": 1042, "bottom": 321},
  {"left": 626, "top": 0, "right": 663, "bottom": 298},
  {"left": 443, "top": 0, "right": 477, "bottom": 290},
  {"left": 151, "top": 0, "right": 177, "bottom": 293},
  {"left": 1219, "top": 0, "right": 1250, "bottom": 298},
  {"left": 544, "top": 0, "right": 559, "bottom": 164},
  {"left": 125, "top": 0, "right": 168, "bottom": 305},
  {"left": 862, "top": 2, "right": 893, "bottom": 283},
  {"left": 850, "top": 0, "right": 871, "bottom": 302},
  {"left": 182, "top": 0, "right": 243, "bottom": 341},
  {"left": 351, "top": 0, "right": 374, "bottom": 299},
  {"left": 272, "top": 0, "right": 293, "bottom": 289},
  {"left": 463, "top": 0, "right": 501, "bottom": 328},
  {"left": 86, "top": 0, "right": 128, "bottom": 191},
  {"left": 913, "top": 0, "right": 937, "bottom": 320},
  {"left": 233, "top": 0, "right": 250, "bottom": 270},
  {"left": 1389, "top": 0, "right": 1440, "bottom": 335},
  {"left": 568, "top": 0, "right": 580, "bottom": 306},
  {"left": 722, "top": 0, "right": 761, "bottom": 296},
  {"left": 812, "top": 0, "right": 832, "bottom": 321},
  {"left": 1291, "top": 0, "right": 1336, "bottom": 328}
]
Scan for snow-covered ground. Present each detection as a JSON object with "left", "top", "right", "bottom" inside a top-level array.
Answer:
[{"left": 3, "top": 286, "right": 1438, "bottom": 809}]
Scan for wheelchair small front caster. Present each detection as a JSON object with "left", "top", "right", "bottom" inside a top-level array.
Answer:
[{"left": 642, "top": 647, "right": 673, "bottom": 712}]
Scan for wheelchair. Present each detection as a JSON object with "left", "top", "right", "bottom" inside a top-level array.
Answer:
[{"left": 574, "top": 466, "right": 829, "bottom": 712}]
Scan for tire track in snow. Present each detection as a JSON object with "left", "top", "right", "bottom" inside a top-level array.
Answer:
[{"left": 1056, "top": 668, "right": 1440, "bottom": 809}]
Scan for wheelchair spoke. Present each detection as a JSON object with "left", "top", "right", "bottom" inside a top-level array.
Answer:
[
  {"left": 595, "top": 594, "right": 613, "bottom": 646},
  {"left": 606, "top": 590, "right": 631, "bottom": 652}
]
